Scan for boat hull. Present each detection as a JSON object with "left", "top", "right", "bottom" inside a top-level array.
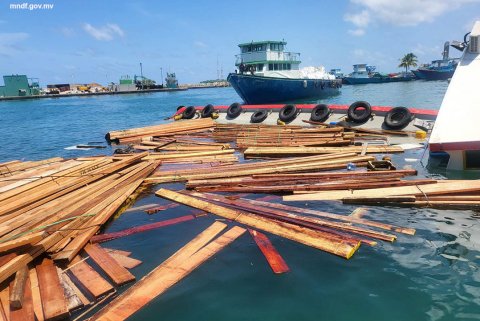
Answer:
[
  {"left": 343, "top": 76, "right": 414, "bottom": 85},
  {"left": 227, "top": 73, "right": 341, "bottom": 104},
  {"left": 412, "top": 68, "right": 454, "bottom": 80}
]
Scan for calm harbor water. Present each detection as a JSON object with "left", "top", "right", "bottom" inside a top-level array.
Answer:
[{"left": 2, "top": 81, "right": 480, "bottom": 321}]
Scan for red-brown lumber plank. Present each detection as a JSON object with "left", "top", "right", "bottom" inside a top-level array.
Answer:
[
  {"left": 249, "top": 229, "right": 289, "bottom": 274},
  {"left": 67, "top": 257, "right": 113, "bottom": 299},
  {"left": 35, "top": 259, "right": 69, "bottom": 321},
  {"left": 9, "top": 276, "right": 34, "bottom": 321},
  {"left": 83, "top": 244, "right": 135, "bottom": 286},
  {"left": 90, "top": 215, "right": 196, "bottom": 243}
]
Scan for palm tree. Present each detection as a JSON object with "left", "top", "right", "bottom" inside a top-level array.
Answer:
[{"left": 399, "top": 53, "right": 418, "bottom": 73}]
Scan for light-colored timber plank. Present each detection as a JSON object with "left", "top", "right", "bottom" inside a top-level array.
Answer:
[
  {"left": 55, "top": 267, "right": 82, "bottom": 312},
  {"left": 90, "top": 223, "right": 243, "bottom": 321},
  {"left": 283, "top": 180, "right": 480, "bottom": 201},
  {"left": 108, "top": 253, "right": 142, "bottom": 269}
]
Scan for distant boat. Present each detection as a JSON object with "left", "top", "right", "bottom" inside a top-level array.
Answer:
[
  {"left": 412, "top": 42, "right": 459, "bottom": 80},
  {"left": 227, "top": 40, "right": 341, "bottom": 104},
  {"left": 343, "top": 64, "right": 415, "bottom": 85},
  {"left": 428, "top": 22, "right": 480, "bottom": 170}
]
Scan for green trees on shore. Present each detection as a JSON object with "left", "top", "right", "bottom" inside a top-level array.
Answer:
[{"left": 399, "top": 53, "right": 418, "bottom": 73}]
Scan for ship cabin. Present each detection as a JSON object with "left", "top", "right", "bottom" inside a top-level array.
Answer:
[{"left": 235, "top": 40, "right": 301, "bottom": 74}]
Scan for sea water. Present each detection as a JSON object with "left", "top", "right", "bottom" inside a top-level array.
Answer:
[{"left": 2, "top": 81, "right": 479, "bottom": 321}]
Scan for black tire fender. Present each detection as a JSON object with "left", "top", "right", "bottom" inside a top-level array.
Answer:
[
  {"left": 310, "top": 104, "right": 331, "bottom": 122},
  {"left": 182, "top": 106, "right": 196, "bottom": 119},
  {"left": 279, "top": 104, "right": 297, "bottom": 122},
  {"left": 384, "top": 106, "right": 414, "bottom": 130},
  {"left": 227, "top": 102, "right": 242, "bottom": 119},
  {"left": 201, "top": 104, "right": 215, "bottom": 118},
  {"left": 348, "top": 101, "right": 372, "bottom": 123},
  {"left": 250, "top": 110, "right": 268, "bottom": 123}
]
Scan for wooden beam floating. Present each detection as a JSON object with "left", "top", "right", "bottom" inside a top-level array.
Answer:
[{"left": 249, "top": 229, "right": 289, "bottom": 274}]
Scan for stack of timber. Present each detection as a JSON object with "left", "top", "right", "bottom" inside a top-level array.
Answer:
[
  {"left": 146, "top": 152, "right": 376, "bottom": 184},
  {"left": 283, "top": 179, "right": 480, "bottom": 209},
  {"left": 212, "top": 123, "right": 357, "bottom": 148},
  {"left": 185, "top": 169, "right": 428, "bottom": 193},
  {"left": 106, "top": 118, "right": 216, "bottom": 144},
  {"left": 0, "top": 153, "right": 156, "bottom": 321}
]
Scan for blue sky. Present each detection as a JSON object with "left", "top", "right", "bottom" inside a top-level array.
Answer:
[{"left": 1, "top": 0, "right": 479, "bottom": 85}]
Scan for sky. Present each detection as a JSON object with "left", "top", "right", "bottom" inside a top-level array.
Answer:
[{"left": 1, "top": 0, "right": 480, "bottom": 85}]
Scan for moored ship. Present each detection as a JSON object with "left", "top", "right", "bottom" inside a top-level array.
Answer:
[{"left": 227, "top": 40, "right": 341, "bottom": 104}]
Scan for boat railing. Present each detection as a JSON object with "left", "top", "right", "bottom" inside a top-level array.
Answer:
[{"left": 235, "top": 51, "right": 301, "bottom": 65}]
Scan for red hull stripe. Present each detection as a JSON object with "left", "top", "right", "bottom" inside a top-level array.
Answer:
[{"left": 429, "top": 141, "right": 480, "bottom": 152}]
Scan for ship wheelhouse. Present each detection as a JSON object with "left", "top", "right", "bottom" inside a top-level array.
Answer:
[{"left": 235, "top": 41, "right": 301, "bottom": 73}]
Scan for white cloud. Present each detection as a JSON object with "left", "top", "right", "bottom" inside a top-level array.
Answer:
[
  {"left": 0, "top": 32, "right": 29, "bottom": 57},
  {"left": 344, "top": 10, "right": 370, "bottom": 28},
  {"left": 349, "top": 0, "right": 480, "bottom": 27},
  {"left": 82, "top": 23, "right": 124, "bottom": 41},
  {"left": 348, "top": 29, "right": 366, "bottom": 36}
]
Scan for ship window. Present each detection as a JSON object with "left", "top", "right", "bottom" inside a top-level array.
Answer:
[
  {"left": 257, "top": 64, "right": 264, "bottom": 71},
  {"left": 287, "top": 64, "right": 291, "bottom": 70},
  {"left": 274, "top": 64, "right": 279, "bottom": 70},
  {"left": 465, "top": 150, "right": 480, "bottom": 169},
  {"left": 269, "top": 64, "right": 273, "bottom": 70}
]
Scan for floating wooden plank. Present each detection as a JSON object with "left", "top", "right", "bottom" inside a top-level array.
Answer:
[
  {"left": 89, "top": 223, "right": 243, "bottom": 321},
  {"left": 283, "top": 180, "right": 480, "bottom": 201},
  {"left": 156, "top": 188, "right": 360, "bottom": 259},
  {"left": 28, "top": 268, "right": 44, "bottom": 321},
  {"left": 66, "top": 257, "right": 113, "bottom": 300},
  {"left": 244, "top": 145, "right": 404, "bottom": 157},
  {"left": 83, "top": 244, "right": 135, "bottom": 286},
  {"left": 35, "top": 259, "right": 69, "bottom": 321},
  {"left": 108, "top": 253, "right": 142, "bottom": 269},
  {"left": 9, "top": 266, "right": 28, "bottom": 309},
  {"left": 9, "top": 276, "right": 34, "bottom": 321},
  {"left": 90, "top": 214, "right": 197, "bottom": 243},
  {"left": 249, "top": 230, "right": 289, "bottom": 274}
]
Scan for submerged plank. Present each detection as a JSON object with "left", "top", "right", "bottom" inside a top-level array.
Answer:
[
  {"left": 108, "top": 253, "right": 142, "bottom": 269},
  {"left": 90, "top": 223, "right": 243, "bottom": 321}
]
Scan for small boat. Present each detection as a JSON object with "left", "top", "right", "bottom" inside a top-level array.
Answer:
[
  {"left": 429, "top": 22, "right": 480, "bottom": 170},
  {"left": 227, "top": 40, "right": 341, "bottom": 104},
  {"left": 412, "top": 42, "right": 459, "bottom": 80},
  {"left": 343, "top": 64, "right": 415, "bottom": 85}
]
